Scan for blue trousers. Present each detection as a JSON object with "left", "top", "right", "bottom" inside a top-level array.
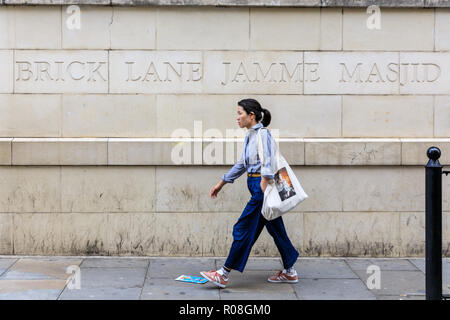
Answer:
[{"left": 224, "top": 176, "right": 299, "bottom": 272}]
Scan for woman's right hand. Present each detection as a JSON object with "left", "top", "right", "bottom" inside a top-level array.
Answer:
[{"left": 210, "top": 181, "right": 225, "bottom": 199}]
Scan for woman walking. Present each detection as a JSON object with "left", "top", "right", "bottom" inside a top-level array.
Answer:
[{"left": 200, "top": 98, "right": 299, "bottom": 288}]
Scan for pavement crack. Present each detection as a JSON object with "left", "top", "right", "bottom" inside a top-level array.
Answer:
[{"left": 139, "top": 258, "right": 151, "bottom": 300}]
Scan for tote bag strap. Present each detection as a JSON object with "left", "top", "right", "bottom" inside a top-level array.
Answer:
[
  {"left": 257, "top": 127, "right": 280, "bottom": 170},
  {"left": 256, "top": 128, "right": 265, "bottom": 166}
]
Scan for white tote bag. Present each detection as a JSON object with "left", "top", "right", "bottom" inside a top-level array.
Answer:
[{"left": 257, "top": 128, "right": 308, "bottom": 221}]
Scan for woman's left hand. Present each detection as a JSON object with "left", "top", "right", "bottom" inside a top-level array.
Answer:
[{"left": 260, "top": 177, "right": 269, "bottom": 192}]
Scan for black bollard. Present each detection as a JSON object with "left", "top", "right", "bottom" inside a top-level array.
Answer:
[{"left": 425, "top": 146, "right": 443, "bottom": 300}]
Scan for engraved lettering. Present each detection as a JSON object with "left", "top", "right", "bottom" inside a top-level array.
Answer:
[
  {"left": 143, "top": 62, "right": 162, "bottom": 82},
  {"left": 366, "top": 63, "right": 385, "bottom": 83},
  {"left": 340, "top": 63, "right": 363, "bottom": 83},
  {"left": 221, "top": 62, "right": 231, "bottom": 86},
  {"left": 15, "top": 59, "right": 108, "bottom": 87},
  {"left": 164, "top": 62, "right": 183, "bottom": 82},
  {"left": 253, "top": 62, "right": 276, "bottom": 83},
  {"left": 280, "top": 63, "right": 303, "bottom": 82},
  {"left": 16, "top": 61, "right": 106, "bottom": 82},
  {"left": 187, "top": 62, "right": 202, "bottom": 82},
  {"left": 386, "top": 63, "right": 398, "bottom": 82},
  {"left": 396, "top": 62, "right": 440, "bottom": 86},
  {"left": 411, "top": 63, "right": 421, "bottom": 82},
  {"left": 35, "top": 61, "right": 53, "bottom": 81},
  {"left": 232, "top": 62, "right": 251, "bottom": 83},
  {"left": 399, "top": 63, "right": 409, "bottom": 86},
  {"left": 304, "top": 63, "right": 319, "bottom": 82},
  {"left": 87, "top": 61, "right": 107, "bottom": 82},
  {"left": 16, "top": 61, "right": 33, "bottom": 81},
  {"left": 221, "top": 61, "right": 304, "bottom": 85},
  {"left": 126, "top": 61, "right": 201, "bottom": 83},
  {"left": 13, "top": 54, "right": 444, "bottom": 93},
  {"left": 67, "top": 61, "right": 85, "bottom": 80},
  {"left": 55, "top": 61, "right": 65, "bottom": 82},
  {"left": 126, "top": 61, "right": 141, "bottom": 81},
  {"left": 423, "top": 63, "right": 440, "bottom": 82}
]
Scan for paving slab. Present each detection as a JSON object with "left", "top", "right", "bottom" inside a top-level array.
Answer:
[
  {"left": 293, "top": 278, "right": 376, "bottom": 300},
  {"left": 80, "top": 257, "right": 150, "bottom": 268},
  {"left": 141, "top": 278, "right": 220, "bottom": 300},
  {"left": 59, "top": 286, "right": 142, "bottom": 300},
  {"left": 1, "top": 258, "right": 82, "bottom": 280},
  {"left": 345, "top": 258, "right": 418, "bottom": 271},
  {"left": 353, "top": 270, "right": 425, "bottom": 297},
  {"left": 409, "top": 258, "right": 450, "bottom": 294},
  {"left": 0, "top": 256, "right": 437, "bottom": 300},
  {"left": 0, "top": 259, "right": 18, "bottom": 277},
  {"left": 0, "top": 279, "right": 66, "bottom": 300},
  {"left": 376, "top": 294, "right": 425, "bottom": 300},
  {"left": 220, "top": 291, "right": 298, "bottom": 300},
  {"left": 217, "top": 271, "right": 295, "bottom": 293},
  {"left": 409, "top": 258, "right": 426, "bottom": 272},
  {"left": 147, "top": 258, "right": 216, "bottom": 279},
  {"left": 74, "top": 267, "right": 147, "bottom": 289},
  {"left": 215, "top": 258, "right": 283, "bottom": 271},
  {"left": 295, "top": 259, "right": 358, "bottom": 279},
  {"left": 211, "top": 270, "right": 297, "bottom": 300}
]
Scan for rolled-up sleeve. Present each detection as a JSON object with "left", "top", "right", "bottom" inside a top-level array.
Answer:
[
  {"left": 221, "top": 149, "right": 246, "bottom": 183},
  {"left": 260, "top": 129, "right": 276, "bottom": 179}
]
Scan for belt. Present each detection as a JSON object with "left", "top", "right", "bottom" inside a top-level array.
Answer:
[{"left": 247, "top": 172, "right": 261, "bottom": 177}]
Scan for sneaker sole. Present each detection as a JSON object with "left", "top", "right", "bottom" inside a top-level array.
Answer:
[
  {"left": 200, "top": 272, "right": 227, "bottom": 288},
  {"left": 267, "top": 278, "right": 298, "bottom": 283}
]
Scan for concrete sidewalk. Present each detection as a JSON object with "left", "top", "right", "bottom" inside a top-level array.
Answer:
[{"left": 0, "top": 256, "right": 448, "bottom": 300}]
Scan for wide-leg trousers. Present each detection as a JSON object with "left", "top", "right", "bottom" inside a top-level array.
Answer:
[{"left": 224, "top": 176, "right": 299, "bottom": 272}]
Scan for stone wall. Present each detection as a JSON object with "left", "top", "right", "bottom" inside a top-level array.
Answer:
[{"left": 0, "top": 3, "right": 449, "bottom": 256}]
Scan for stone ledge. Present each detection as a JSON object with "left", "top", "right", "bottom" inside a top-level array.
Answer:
[
  {"left": 0, "top": 138, "right": 12, "bottom": 165},
  {"left": 3, "top": 138, "right": 450, "bottom": 166},
  {"left": 11, "top": 138, "right": 108, "bottom": 165},
  {"left": 1, "top": 0, "right": 449, "bottom": 7}
]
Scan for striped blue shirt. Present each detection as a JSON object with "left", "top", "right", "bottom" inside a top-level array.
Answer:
[{"left": 221, "top": 122, "right": 277, "bottom": 183}]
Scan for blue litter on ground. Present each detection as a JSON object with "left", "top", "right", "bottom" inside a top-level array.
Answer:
[{"left": 175, "top": 275, "right": 208, "bottom": 284}]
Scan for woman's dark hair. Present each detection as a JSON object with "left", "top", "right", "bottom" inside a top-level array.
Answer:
[{"left": 237, "top": 98, "right": 271, "bottom": 127}]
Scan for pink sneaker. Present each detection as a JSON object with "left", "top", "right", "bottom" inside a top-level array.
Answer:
[
  {"left": 268, "top": 269, "right": 298, "bottom": 283},
  {"left": 200, "top": 270, "right": 228, "bottom": 288}
]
